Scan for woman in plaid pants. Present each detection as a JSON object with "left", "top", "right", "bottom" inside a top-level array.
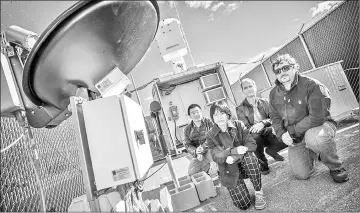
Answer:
[{"left": 205, "top": 101, "right": 266, "bottom": 210}]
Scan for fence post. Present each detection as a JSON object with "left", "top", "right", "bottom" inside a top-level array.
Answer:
[
  {"left": 166, "top": 154, "right": 180, "bottom": 189},
  {"left": 298, "top": 33, "right": 316, "bottom": 69},
  {"left": 260, "top": 63, "right": 272, "bottom": 87},
  {"left": 15, "top": 111, "right": 47, "bottom": 212}
]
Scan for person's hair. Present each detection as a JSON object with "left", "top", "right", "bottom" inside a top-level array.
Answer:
[
  {"left": 187, "top": 104, "right": 201, "bottom": 116},
  {"left": 209, "top": 101, "right": 232, "bottom": 123},
  {"left": 271, "top": 54, "right": 300, "bottom": 72},
  {"left": 240, "top": 78, "right": 256, "bottom": 90}
]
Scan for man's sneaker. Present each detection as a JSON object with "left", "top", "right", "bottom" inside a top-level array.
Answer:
[
  {"left": 260, "top": 165, "right": 270, "bottom": 175},
  {"left": 260, "top": 167, "right": 270, "bottom": 175},
  {"left": 265, "top": 149, "right": 285, "bottom": 161},
  {"left": 330, "top": 168, "right": 349, "bottom": 183},
  {"left": 254, "top": 191, "right": 266, "bottom": 210}
]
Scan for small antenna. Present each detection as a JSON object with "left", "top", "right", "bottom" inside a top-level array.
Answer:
[{"left": 173, "top": 3, "right": 196, "bottom": 67}]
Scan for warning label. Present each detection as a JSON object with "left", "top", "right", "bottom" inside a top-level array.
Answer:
[{"left": 112, "top": 167, "right": 131, "bottom": 181}]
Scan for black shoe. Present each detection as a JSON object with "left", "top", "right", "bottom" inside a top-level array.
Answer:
[
  {"left": 330, "top": 168, "right": 349, "bottom": 183},
  {"left": 260, "top": 167, "right": 270, "bottom": 175},
  {"left": 260, "top": 163, "right": 270, "bottom": 175},
  {"left": 265, "top": 149, "right": 285, "bottom": 161}
]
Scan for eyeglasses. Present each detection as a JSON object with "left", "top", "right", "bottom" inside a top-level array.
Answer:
[{"left": 273, "top": 64, "right": 293, "bottom": 75}]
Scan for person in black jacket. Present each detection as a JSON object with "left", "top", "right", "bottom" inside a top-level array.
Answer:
[
  {"left": 205, "top": 101, "right": 266, "bottom": 210},
  {"left": 184, "top": 104, "right": 218, "bottom": 176},
  {"left": 236, "top": 78, "right": 287, "bottom": 175},
  {"left": 269, "top": 54, "right": 348, "bottom": 183}
]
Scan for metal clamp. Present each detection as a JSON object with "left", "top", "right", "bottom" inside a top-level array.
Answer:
[{"left": 1, "top": 31, "right": 15, "bottom": 57}]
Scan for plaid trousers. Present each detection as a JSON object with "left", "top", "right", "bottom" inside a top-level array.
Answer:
[{"left": 227, "top": 152, "right": 262, "bottom": 210}]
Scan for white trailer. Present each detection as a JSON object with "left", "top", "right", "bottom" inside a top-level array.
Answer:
[{"left": 152, "top": 63, "right": 238, "bottom": 155}]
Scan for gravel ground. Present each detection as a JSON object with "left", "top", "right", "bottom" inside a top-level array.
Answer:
[{"left": 142, "top": 123, "right": 360, "bottom": 212}]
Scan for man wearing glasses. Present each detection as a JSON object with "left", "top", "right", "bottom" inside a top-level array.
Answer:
[{"left": 269, "top": 54, "right": 348, "bottom": 183}]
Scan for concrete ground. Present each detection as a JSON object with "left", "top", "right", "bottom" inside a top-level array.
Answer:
[{"left": 142, "top": 122, "right": 360, "bottom": 212}]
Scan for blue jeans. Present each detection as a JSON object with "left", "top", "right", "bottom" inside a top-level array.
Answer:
[{"left": 288, "top": 122, "right": 343, "bottom": 179}]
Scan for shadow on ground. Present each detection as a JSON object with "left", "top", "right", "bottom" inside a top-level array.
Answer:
[{"left": 142, "top": 122, "right": 360, "bottom": 212}]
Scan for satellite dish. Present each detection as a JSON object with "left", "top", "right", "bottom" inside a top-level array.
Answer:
[{"left": 20, "top": 0, "right": 160, "bottom": 128}]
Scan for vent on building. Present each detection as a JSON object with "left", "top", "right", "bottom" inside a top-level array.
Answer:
[
  {"left": 203, "top": 87, "right": 226, "bottom": 105},
  {"left": 199, "top": 73, "right": 221, "bottom": 91}
]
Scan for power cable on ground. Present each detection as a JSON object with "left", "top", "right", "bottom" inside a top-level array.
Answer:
[{"left": 140, "top": 162, "right": 167, "bottom": 182}]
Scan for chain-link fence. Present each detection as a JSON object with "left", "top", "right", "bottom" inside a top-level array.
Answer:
[
  {"left": 241, "top": 0, "right": 359, "bottom": 102},
  {"left": 343, "top": 67, "right": 360, "bottom": 101},
  {"left": 302, "top": 0, "right": 359, "bottom": 102},
  {"left": 1, "top": 117, "right": 85, "bottom": 212}
]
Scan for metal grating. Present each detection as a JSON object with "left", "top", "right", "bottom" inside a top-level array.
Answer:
[
  {"left": 200, "top": 73, "right": 221, "bottom": 91},
  {"left": 261, "top": 37, "right": 313, "bottom": 85},
  {"left": 204, "top": 87, "right": 226, "bottom": 105},
  {"left": 1, "top": 117, "right": 85, "bottom": 212},
  {"left": 244, "top": 1, "right": 358, "bottom": 102},
  {"left": 302, "top": 0, "right": 359, "bottom": 101}
]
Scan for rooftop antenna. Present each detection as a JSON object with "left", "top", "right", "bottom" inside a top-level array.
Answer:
[
  {"left": 173, "top": 2, "right": 196, "bottom": 67},
  {"left": 155, "top": 2, "right": 196, "bottom": 74}
]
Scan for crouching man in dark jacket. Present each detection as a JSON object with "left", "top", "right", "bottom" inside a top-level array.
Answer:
[
  {"left": 205, "top": 101, "right": 266, "bottom": 210},
  {"left": 269, "top": 54, "right": 348, "bottom": 183},
  {"left": 236, "top": 78, "right": 287, "bottom": 175},
  {"left": 184, "top": 104, "right": 218, "bottom": 176}
]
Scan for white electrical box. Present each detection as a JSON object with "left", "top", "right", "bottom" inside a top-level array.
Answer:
[
  {"left": 199, "top": 73, "right": 221, "bottom": 91},
  {"left": 203, "top": 87, "right": 227, "bottom": 105},
  {"left": 82, "top": 95, "right": 153, "bottom": 190}
]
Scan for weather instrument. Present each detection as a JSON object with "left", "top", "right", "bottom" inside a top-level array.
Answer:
[{"left": 1, "top": 1, "right": 160, "bottom": 211}]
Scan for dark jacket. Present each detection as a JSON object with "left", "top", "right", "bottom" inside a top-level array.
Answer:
[
  {"left": 236, "top": 97, "right": 272, "bottom": 128},
  {"left": 269, "top": 73, "right": 335, "bottom": 143},
  {"left": 205, "top": 120, "right": 257, "bottom": 188},
  {"left": 184, "top": 117, "right": 214, "bottom": 158}
]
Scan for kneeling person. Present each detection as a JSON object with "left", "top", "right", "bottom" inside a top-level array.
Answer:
[
  {"left": 269, "top": 54, "right": 348, "bottom": 183},
  {"left": 184, "top": 104, "right": 218, "bottom": 176},
  {"left": 236, "top": 78, "right": 287, "bottom": 175},
  {"left": 205, "top": 101, "right": 266, "bottom": 210}
]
